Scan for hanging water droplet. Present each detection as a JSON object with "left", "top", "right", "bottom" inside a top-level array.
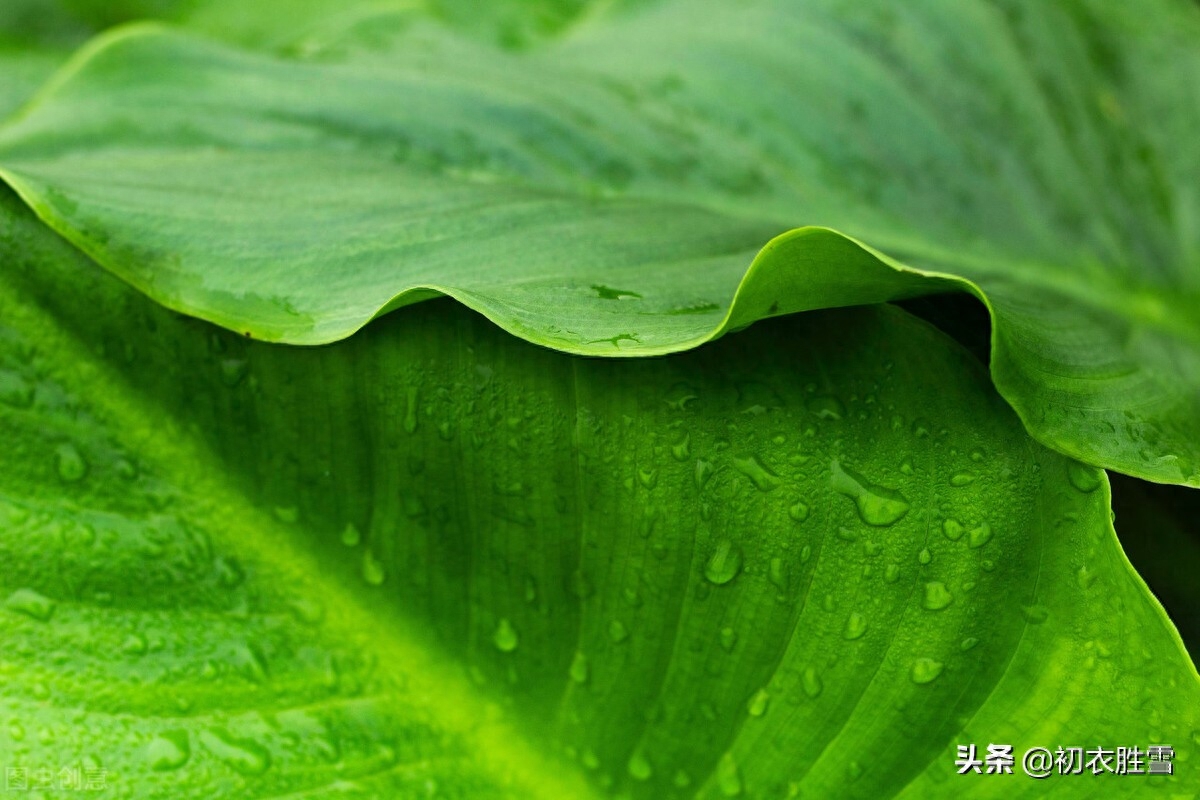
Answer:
[
  {"left": 843, "top": 612, "right": 868, "bottom": 640},
  {"left": 5, "top": 588, "right": 55, "bottom": 621},
  {"left": 704, "top": 538, "right": 743, "bottom": 585},
  {"left": 968, "top": 523, "right": 993, "bottom": 549},
  {"left": 569, "top": 651, "right": 589, "bottom": 684},
  {"left": 802, "top": 667, "right": 823, "bottom": 698},
  {"left": 493, "top": 618, "right": 519, "bottom": 652},
  {"left": 922, "top": 581, "right": 953, "bottom": 611},
  {"left": 831, "top": 461, "right": 909, "bottom": 526},
  {"left": 788, "top": 500, "right": 809, "bottom": 522},
  {"left": 55, "top": 443, "right": 87, "bottom": 483},
  {"left": 340, "top": 523, "right": 361, "bottom": 547},
  {"left": 1067, "top": 462, "right": 1102, "bottom": 493},
  {"left": 147, "top": 731, "right": 191, "bottom": 771},
  {"left": 733, "top": 454, "right": 781, "bottom": 492},
  {"left": 361, "top": 549, "right": 386, "bottom": 586},
  {"left": 949, "top": 471, "right": 978, "bottom": 487},
  {"left": 627, "top": 751, "right": 653, "bottom": 781},
  {"left": 910, "top": 658, "right": 944, "bottom": 684},
  {"left": 747, "top": 688, "right": 771, "bottom": 717},
  {"left": 200, "top": 729, "right": 270, "bottom": 775}
]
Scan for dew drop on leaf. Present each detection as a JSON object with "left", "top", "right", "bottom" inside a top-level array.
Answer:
[
  {"left": 147, "top": 731, "right": 191, "bottom": 771},
  {"left": 5, "top": 588, "right": 55, "bottom": 621},
  {"left": 717, "top": 753, "right": 743, "bottom": 796},
  {"left": 831, "top": 461, "right": 909, "bottom": 526},
  {"left": 720, "top": 626, "right": 737, "bottom": 652},
  {"left": 747, "top": 688, "right": 771, "bottom": 717},
  {"left": 806, "top": 395, "right": 844, "bottom": 420},
  {"left": 949, "top": 471, "right": 978, "bottom": 487},
  {"left": 704, "top": 538, "right": 743, "bottom": 585},
  {"left": 802, "top": 667, "right": 823, "bottom": 698},
  {"left": 1067, "top": 461, "right": 1102, "bottom": 493},
  {"left": 732, "top": 454, "right": 780, "bottom": 491},
  {"left": 788, "top": 500, "right": 809, "bottom": 522},
  {"left": 968, "top": 522, "right": 993, "bottom": 549},
  {"left": 340, "top": 523, "right": 361, "bottom": 547},
  {"left": 361, "top": 549, "right": 385, "bottom": 586},
  {"left": 922, "top": 581, "right": 953, "bottom": 611},
  {"left": 910, "top": 658, "right": 944, "bottom": 684},
  {"left": 918, "top": 548, "right": 933, "bottom": 565},
  {"left": 942, "top": 518, "right": 965, "bottom": 541},
  {"left": 199, "top": 729, "right": 270, "bottom": 775},
  {"left": 55, "top": 443, "right": 87, "bottom": 483},
  {"left": 569, "top": 651, "right": 588, "bottom": 684},
  {"left": 843, "top": 612, "right": 868, "bottom": 640},
  {"left": 493, "top": 618, "right": 519, "bottom": 652},
  {"left": 627, "top": 751, "right": 653, "bottom": 781},
  {"left": 608, "top": 619, "right": 629, "bottom": 644}
]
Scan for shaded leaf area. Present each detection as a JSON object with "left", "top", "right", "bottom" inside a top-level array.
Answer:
[
  {"left": 2, "top": 194, "right": 1196, "bottom": 799},
  {"left": 1110, "top": 474, "right": 1200, "bottom": 661},
  {"left": 1, "top": 0, "right": 1199, "bottom": 485}
]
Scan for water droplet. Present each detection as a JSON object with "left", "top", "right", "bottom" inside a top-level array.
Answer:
[
  {"left": 768, "top": 557, "right": 788, "bottom": 591},
  {"left": 403, "top": 386, "right": 419, "bottom": 433},
  {"left": 1067, "top": 462, "right": 1102, "bottom": 493},
  {"left": 361, "top": 549, "right": 386, "bottom": 585},
  {"left": 569, "top": 651, "right": 588, "bottom": 684},
  {"left": 949, "top": 471, "right": 978, "bottom": 487},
  {"left": 608, "top": 619, "right": 629, "bottom": 644},
  {"left": 918, "top": 548, "right": 932, "bottom": 565},
  {"left": 843, "top": 612, "right": 868, "bottom": 640},
  {"left": 942, "top": 518, "right": 965, "bottom": 541},
  {"left": 219, "top": 359, "right": 248, "bottom": 387},
  {"left": 885, "top": 562, "right": 900, "bottom": 583},
  {"left": 717, "top": 753, "right": 743, "bottom": 796},
  {"left": 1021, "top": 605, "right": 1049, "bottom": 624},
  {"left": 637, "top": 467, "right": 658, "bottom": 490},
  {"left": 673, "top": 770, "right": 692, "bottom": 789},
  {"left": 694, "top": 459, "right": 714, "bottom": 491},
  {"left": 968, "top": 523, "right": 993, "bottom": 549},
  {"left": 55, "top": 443, "right": 87, "bottom": 483},
  {"left": 704, "top": 538, "right": 743, "bottom": 585},
  {"left": 720, "top": 626, "right": 737, "bottom": 652},
  {"left": 199, "top": 729, "right": 270, "bottom": 775},
  {"left": 273, "top": 506, "right": 299, "bottom": 523},
  {"left": 593, "top": 285, "right": 642, "bottom": 300},
  {"left": 800, "top": 544, "right": 812, "bottom": 563},
  {"left": 147, "top": 731, "right": 190, "bottom": 771},
  {"left": 340, "top": 523, "right": 361, "bottom": 547},
  {"left": 831, "top": 461, "right": 910, "bottom": 526},
  {"left": 807, "top": 395, "right": 844, "bottom": 420},
  {"left": 802, "top": 667, "right": 823, "bottom": 698},
  {"left": 848, "top": 761, "right": 863, "bottom": 780},
  {"left": 960, "top": 637, "right": 979, "bottom": 651},
  {"left": 911, "top": 418, "right": 931, "bottom": 437},
  {"left": 524, "top": 576, "right": 538, "bottom": 604},
  {"left": 581, "top": 749, "right": 600, "bottom": 770},
  {"left": 1076, "top": 565, "right": 1096, "bottom": 590},
  {"left": 910, "top": 658, "right": 944, "bottom": 684},
  {"left": 671, "top": 434, "right": 691, "bottom": 462},
  {"left": 747, "top": 688, "right": 771, "bottom": 717},
  {"left": 922, "top": 581, "right": 953, "bottom": 611},
  {"left": 493, "top": 619, "right": 519, "bottom": 652},
  {"left": 5, "top": 588, "right": 55, "bottom": 621},
  {"left": 788, "top": 501, "right": 809, "bottom": 522},
  {"left": 122, "top": 634, "right": 148, "bottom": 655},
  {"left": 627, "top": 751, "right": 653, "bottom": 781},
  {"left": 733, "top": 454, "right": 780, "bottom": 492}
]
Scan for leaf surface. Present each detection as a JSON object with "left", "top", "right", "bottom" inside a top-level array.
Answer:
[
  {"left": 2, "top": 193, "right": 1196, "bottom": 798},
  {"left": 2, "top": 0, "right": 1200, "bottom": 484}
]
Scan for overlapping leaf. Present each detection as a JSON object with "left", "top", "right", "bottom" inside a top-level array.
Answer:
[
  {"left": 0, "top": 0, "right": 1198, "bottom": 485},
  {"left": 2, "top": 192, "right": 1196, "bottom": 798}
]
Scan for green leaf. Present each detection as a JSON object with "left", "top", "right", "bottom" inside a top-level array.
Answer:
[
  {"left": 1, "top": 1, "right": 1200, "bottom": 485},
  {"left": 2, "top": 193, "right": 1196, "bottom": 798}
]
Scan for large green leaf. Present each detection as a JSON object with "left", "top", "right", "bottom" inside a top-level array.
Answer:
[
  {"left": 2, "top": 192, "right": 1196, "bottom": 798},
  {"left": 0, "top": 0, "right": 1198, "bottom": 486}
]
